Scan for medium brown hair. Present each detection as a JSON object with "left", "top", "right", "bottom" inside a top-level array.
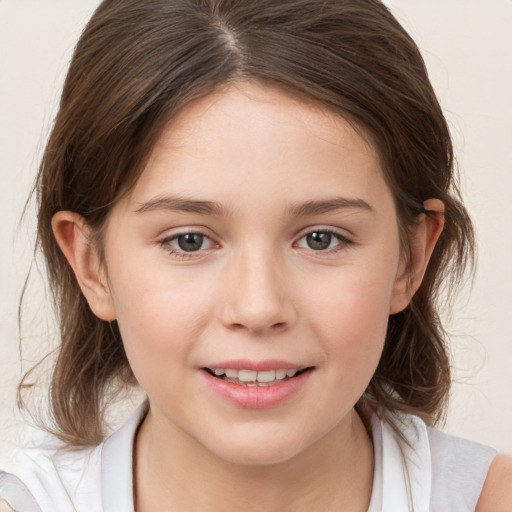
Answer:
[{"left": 21, "top": 0, "right": 474, "bottom": 445}]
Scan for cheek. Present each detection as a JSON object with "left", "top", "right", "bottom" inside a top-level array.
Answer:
[
  {"left": 305, "top": 262, "right": 397, "bottom": 377},
  {"left": 107, "top": 263, "right": 214, "bottom": 372},
  {"left": 110, "top": 279, "right": 210, "bottom": 408},
  {"left": 309, "top": 261, "right": 396, "bottom": 330}
]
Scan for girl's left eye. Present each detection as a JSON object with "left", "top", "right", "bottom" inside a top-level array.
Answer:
[
  {"left": 295, "top": 230, "right": 349, "bottom": 251},
  {"left": 161, "top": 232, "right": 215, "bottom": 255}
]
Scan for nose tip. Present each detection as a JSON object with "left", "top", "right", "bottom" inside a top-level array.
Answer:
[
  {"left": 219, "top": 256, "right": 296, "bottom": 335},
  {"left": 221, "top": 292, "right": 293, "bottom": 335}
]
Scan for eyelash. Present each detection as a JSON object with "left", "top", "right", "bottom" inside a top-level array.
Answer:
[
  {"left": 159, "top": 230, "right": 214, "bottom": 259},
  {"left": 295, "top": 229, "right": 353, "bottom": 255},
  {"left": 158, "top": 228, "right": 353, "bottom": 259}
]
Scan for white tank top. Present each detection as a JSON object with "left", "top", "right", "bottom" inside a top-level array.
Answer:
[
  {"left": 0, "top": 405, "right": 497, "bottom": 512},
  {"left": 367, "top": 414, "right": 496, "bottom": 511}
]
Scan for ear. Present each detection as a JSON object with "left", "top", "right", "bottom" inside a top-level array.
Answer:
[
  {"left": 389, "top": 199, "right": 445, "bottom": 314},
  {"left": 51, "top": 211, "right": 117, "bottom": 321}
]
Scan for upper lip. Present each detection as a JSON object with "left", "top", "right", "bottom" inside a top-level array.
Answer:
[{"left": 203, "top": 359, "right": 310, "bottom": 371}]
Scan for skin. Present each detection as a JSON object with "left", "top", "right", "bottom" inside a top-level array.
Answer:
[
  {"left": 476, "top": 454, "right": 512, "bottom": 512},
  {"left": 0, "top": 501, "right": 14, "bottom": 512},
  {"left": 53, "top": 82, "right": 455, "bottom": 511}
]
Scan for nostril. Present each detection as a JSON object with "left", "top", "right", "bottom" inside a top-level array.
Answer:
[
  {"left": 219, "top": 295, "right": 296, "bottom": 334},
  {"left": 229, "top": 321, "right": 286, "bottom": 331}
]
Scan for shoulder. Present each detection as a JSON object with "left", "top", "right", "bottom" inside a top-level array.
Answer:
[
  {"left": 475, "top": 454, "right": 512, "bottom": 512},
  {"left": 1, "top": 441, "right": 103, "bottom": 512},
  {"left": 0, "top": 403, "right": 147, "bottom": 512},
  {"left": 426, "top": 426, "right": 498, "bottom": 511},
  {"left": 0, "top": 502, "right": 15, "bottom": 512},
  {"left": 0, "top": 471, "right": 42, "bottom": 512},
  {"left": 427, "top": 426, "right": 497, "bottom": 471}
]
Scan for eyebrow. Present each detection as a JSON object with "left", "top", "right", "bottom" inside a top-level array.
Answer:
[
  {"left": 135, "top": 195, "right": 230, "bottom": 216},
  {"left": 288, "top": 197, "right": 374, "bottom": 216},
  {"left": 135, "top": 195, "right": 373, "bottom": 217}
]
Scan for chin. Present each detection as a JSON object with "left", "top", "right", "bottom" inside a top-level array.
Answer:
[
  {"left": 214, "top": 443, "right": 302, "bottom": 467},
  {"left": 196, "top": 426, "right": 313, "bottom": 467}
]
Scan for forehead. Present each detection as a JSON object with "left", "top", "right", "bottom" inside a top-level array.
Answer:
[{"left": 122, "top": 81, "right": 394, "bottom": 218}]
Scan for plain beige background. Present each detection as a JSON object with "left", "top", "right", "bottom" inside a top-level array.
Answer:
[{"left": 1, "top": 1, "right": 511, "bottom": 457}]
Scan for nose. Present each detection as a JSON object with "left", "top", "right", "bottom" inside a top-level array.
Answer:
[{"left": 219, "top": 248, "right": 297, "bottom": 335}]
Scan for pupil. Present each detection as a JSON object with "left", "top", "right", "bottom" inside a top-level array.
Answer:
[
  {"left": 307, "top": 232, "right": 331, "bottom": 250},
  {"left": 178, "top": 234, "right": 204, "bottom": 252}
]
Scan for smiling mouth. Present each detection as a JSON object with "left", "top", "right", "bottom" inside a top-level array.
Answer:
[{"left": 204, "top": 367, "right": 313, "bottom": 386}]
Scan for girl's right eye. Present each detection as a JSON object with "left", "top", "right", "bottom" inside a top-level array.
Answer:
[{"left": 160, "top": 232, "right": 216, "bottom": 257}]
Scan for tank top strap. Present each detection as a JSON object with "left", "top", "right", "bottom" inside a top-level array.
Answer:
[{"left": 368, "top": 414, "right": 432, "bottom": 512}]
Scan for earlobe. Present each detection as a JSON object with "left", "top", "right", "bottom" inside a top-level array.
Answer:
[
  {"left": 389, "top": 199, "right": 445, "bottom": 314},
  {"left": 51, "top": 211, "right": 117, "bottom": 321}
]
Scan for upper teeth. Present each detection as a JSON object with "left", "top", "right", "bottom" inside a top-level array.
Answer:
[{"left": 213, "top": 368, "right": 298, "bottom": 382}]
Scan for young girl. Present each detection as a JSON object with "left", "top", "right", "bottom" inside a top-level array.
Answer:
[{"left": 1, "top": 0, "right": 511, "bottom": 510}]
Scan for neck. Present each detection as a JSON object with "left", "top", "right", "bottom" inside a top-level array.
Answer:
[{"left": 134, "top": 408, "right": 374, "bottom": 512}]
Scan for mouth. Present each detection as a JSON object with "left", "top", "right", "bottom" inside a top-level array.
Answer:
[{"left": 203, "top": 367, "right": 313, "bottom": 387}]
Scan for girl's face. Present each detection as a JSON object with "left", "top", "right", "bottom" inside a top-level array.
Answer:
[{"left": 102, "top": 82, "right": 409, "bottom": 465}]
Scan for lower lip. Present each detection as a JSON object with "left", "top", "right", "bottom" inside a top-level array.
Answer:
[{"left": 201, "top": 369, "right": 312, "bottom": 409}]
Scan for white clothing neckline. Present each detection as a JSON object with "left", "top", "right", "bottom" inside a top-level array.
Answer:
[{"left": 100, "top": 404, "right": 432, "bottom": 512}]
